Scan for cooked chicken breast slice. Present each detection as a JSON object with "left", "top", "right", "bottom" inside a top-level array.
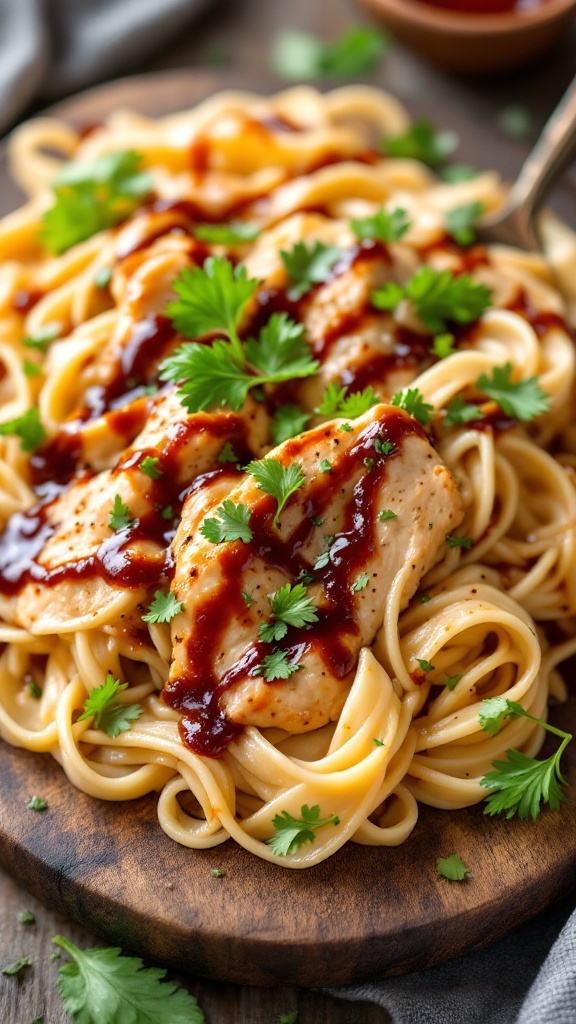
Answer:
[{"left": 166, "top": 404, "right": 463, "bottom": 751}]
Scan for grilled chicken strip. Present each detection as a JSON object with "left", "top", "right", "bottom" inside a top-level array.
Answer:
[{"left": 165, "top": 403, "right": 463, "bottom": 755}]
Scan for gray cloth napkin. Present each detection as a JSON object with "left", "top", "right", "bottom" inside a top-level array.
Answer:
[
  {"left": 0, "top": 0, "right": 206, "bottom": 134},
  {"left": 0, "top": 3, "right": 575, "bottom": 1022},
  {"left": 331, "top": 892, "right": 576, "bottom": 1024}
]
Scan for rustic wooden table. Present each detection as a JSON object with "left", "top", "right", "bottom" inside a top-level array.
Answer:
[{"left": 0, "top": 1, "right": 575, "bottom": 1022}]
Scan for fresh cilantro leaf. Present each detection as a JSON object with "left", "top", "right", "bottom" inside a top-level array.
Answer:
[
  {"left": 27, "top": 796, "right": 47, "bottom": 811},
  {"left": 314, "top": 535, "right": 335, "bottom": 570},
  {"left": 446, "top": 534, "right": 473, "bottom": 550},
  {"left": 139, "top": 456, "right": 162, "bottom": 479},
  {"left": 108, "top": 495, "right": 132, "bottom": 532},
  {"left": 200, "top": 500, "right": 253, "bottom": 544},
  {"left": 441, "top": 164, "right": 479, "bottom": 183},
  {"left": 94, "top": 266, "right": 112, "bottom": 289},
  {"left": 476, "top": 363, "right": 550, "bottom": 422},
  {"left": 245, "top": 313, "right": 318, "bottom": 380},
  {"left": 445, "top": 674, "right": 463, "bottom": 691},
  {"left": 22, "top": 323, "right": 60, "bottom": 352},
  {"left": 18, "top": 910, "right": 35, "bottom": 924},
  {"left": 373, "top": 267, "right": 491, "bottom": 334},
  {"left": 79, "top": 673, "right": 142, "bottom": 739},
  {"left": 444, "top": 395, "right": 482, "bottom": 427},
  {"left": 351, "top": 572, "right": 369, "bottom": 593},
  {"left": 373, "top": 738, "right": 385, "bottom": 747},
  {"left": 371, "top": 281, "right": 405, "bottom": 313},
  {"left": 315, "top": 382, "right": 347, "bottom": 417},
  {"left": 497, "top": 104, "right": 533, "bottom": 141},
  {"left": 167, "top": 256, "right": 258, "bottom": 350},
  {"left": 251, "top": 649, "right": 304, "bottom": 681},
  {"left": 217, "top": 441, "right": 239, "bottom": 464},
  {"left": 437, "top": 853, "right": 469, "bottom": 881},
  {"left": 280, "top": 241, "right": 341, "bottom": 299},
  {"left": 160, "top": 312, "right": 317, "bottom": 415},
  {"left": 445, "top": 201, "right": 484, "bottom": 247},
  {"left": 316, "top": 382, "right": 379, "bottom": 419},
  {"left": 339, "top": 386, "right": 380, "bottom": 418},
  {"left": 381, "top": 120, "right": 458, "bottom": 168},
  {"left": 53, "top": 934, "right": 204, "bottom": 1024},
  {"left": 159, "top": 337, "right": 253, "bottom": 413},
  {"left": 319, "top": 458, "right": 332, "bottom": 473},
  {"left": 0, "top": 408, "right": 46, "bottom": 452},
  {"left": 2, "top": 956, "right": 33, "bottom": 977},
  {"left": 478, "top": 695, "right": 510, "bottom": 735},
  {"left": 391, "top": 387, "right": 434, "bottom": 425},
  {"left": 351, "top": 207, "right": 410, "bottom": 244},
  {"left": 246, "top": 458, "right": 306, "bottom": 527},
  {"left": 417, "top": 659, "right": 435, "bottom": 673},
  {"left": 141, "top": 590, "right": 183, "bottom": 624},
  {"left": 432, "top": 332, "right": 455, "bottom": 359},
  {"left": 42, "top": 151, "right": 153, "bottom": 254},
  {"left": 267, "top": 804, "right": 340, "bottom": 856},
  {"left": 374, "top": 437, "right": 393, "bottom": 455},
  {"left": 480, "top": 701, "right": 572, "bottom": 820},
  {"left": 271, "top": 405, "right": 311, "bottom": 446},
  {"left": 271, "top": 26, "right": 387, "bottom": 80},
  {"left": 23, "top": 358, "right": 42, "bottom": 378},
  {"left": 378, "top": 509, "right": 397, "bottom": 521},
  {"left": 194, "top": 221, "right": 260, "bottom": 245},
  {"left": 258, "top": 583, "right": 318, "bottom": 643}
]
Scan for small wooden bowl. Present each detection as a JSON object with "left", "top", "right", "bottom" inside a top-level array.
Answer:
[{"left": 357, "top": 0, "right": 576, "bottom": 75}]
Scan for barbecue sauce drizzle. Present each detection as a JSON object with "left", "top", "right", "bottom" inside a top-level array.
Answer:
[
  {"left": 164, "top": 410, "right": 425, "bottom": 757},
  {"left": 2, "top": 143, "right": 575, "bottom": 756}
]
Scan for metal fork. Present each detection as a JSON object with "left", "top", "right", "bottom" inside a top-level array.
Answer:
[{"left": 476, "top": 75, "right": 576, "bottom": 251}]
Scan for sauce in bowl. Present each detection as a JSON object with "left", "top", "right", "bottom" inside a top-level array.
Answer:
[{"left": 414, "top": 0, "right": 552, "bottom": 11}]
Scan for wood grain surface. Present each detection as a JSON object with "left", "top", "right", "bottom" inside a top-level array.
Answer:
[{"left": 1, "top": 63, "right": 576, "bottom": 994}]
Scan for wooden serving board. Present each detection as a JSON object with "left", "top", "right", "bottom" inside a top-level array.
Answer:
[{"left": 0, "top": 69, "right": 575, "bottom": 988}]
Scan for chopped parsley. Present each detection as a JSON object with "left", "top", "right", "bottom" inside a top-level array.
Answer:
[
  {"left": 41, "top": 151, "right": 153, "bottom": 254},
  {"left": 446, "top": 534, "right": 473, "bottom": 550},
  {"left": 258, "top": 583, "right": 318, "bottom": 643},
  {"left": 241, "top": 591, "right": 254, "bottom": 607},
  {"left": 431, "top": 332, "right": 455, "bottom": 359},
  {"left": 200, "top": 500, "right": 253, "bottom": 544},
  {"left": 351, "top": 207, "right": 410, "bottom": 244},
  {"left": 445, "top": 673, "right": 463, "bottom": 691},
  {"left": 108, "top": 495, "right": 132, "bottom": 532},
  {"left": 350, "top": 572, "right": 369, "bottom": 593},
  {"left": 271, "top": 405, "right": 311, "bottom": 446},
  {"left": 79, "top": 673, "right": 142, "bottom": 738},
  {"left": 22, "top": 323, "right": 60, "bottom": 352},
  {"left": 246, "top": 458, "right": 306, "bottom": 527},
  {"left": 217, "top": 441, "right": 239, "bottom": 464},
  {"left": 251, "top": 649, "right": 304, "bottom": 681},
  {"left": 479, "top": 698, "right": 572, "bottom": 820},
  {"left": 18, "top": 909, "right": 36, "bottom": 925},
  {"left": 22, "top": 358, "right": 42, "bottom": 378},
  {"left": 26, "top": 680, "right": 42, "bottom": 699},
  {"left": 437, "top": 853, "right": 469, "bottom": 881},
  {"left": 391, "top": 387, "right": 434, "bottom": 425},
  {"left": 381, "top": 120, "right": 458, "bottom": 168},
  {"left": 373, "top": 738, "right": 385, "bottom": 748},
  {"left": 266, "top": 804, "right": 340, "bottom": 856},
  {"left": 372, "top": 266, "right": 491, "bottom": 334},
  {"left": 194, "top": 221, "right": 260, "bottom": 245},
  {"left": 316, "top": 382, "right": 379, "bottom": 419},
  {"left": 1, "top": 956, "right": 33, "bottom": 977},
  {"left": 319, "top": 458, "right": 332, "bottom": 473},
  {"left": 27, "top": 796, "right": 47, "bottom": 812},
  {"left": 444, "top": 395, "right": 482, "bottom": 427},
  {"left": 416, "top": 659, "right": 435, "bottom": 673},
  {"left": 0, "top": 408, "right": 46, "bottom": 452},
  {"left": 139, "top": 456, "right": 162, "bottom": 479},
  {"left": 476, "top": 363, "right": 549, "bottom": 422},
  {"left": 445, "top": 201, "right": 484, "bottom": 247},
  {"left": 374, "top": 437, "right": 393, "bottom": 455},
  {"left": 378, "top": 509, "right": 397, "bottom": 521},
  {"left": 142, "top": 590, "right": 183, "bottom": 624},
  {"left": 280, "top": 240, "right": 341, "bottom": 299},
  {"left": 271, "top": 25, "right": 387, "bottom": 80}
]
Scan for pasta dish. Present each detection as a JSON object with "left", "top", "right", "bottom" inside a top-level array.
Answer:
[{"left": 0, "top": 86, "right": 575, "bottom": 867}]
